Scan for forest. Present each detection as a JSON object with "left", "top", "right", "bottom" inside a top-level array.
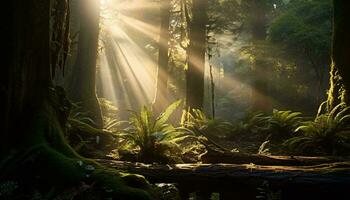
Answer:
[{"left": 1, "top": 0, "right": 350, "bottom": 199}]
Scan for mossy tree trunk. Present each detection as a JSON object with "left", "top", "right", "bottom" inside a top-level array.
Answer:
[
  {"left": 327, "top": 0, "right": 350, "bottom": 110},
  {"left": 68, "top": 0, "right": 103, "bottom": 128},
  {"left": 153, "top": 0, "right": 171, "bottom": 114},
  {"left": 186, "top": 0, "right": 208, "bottom": 111},
  {"left": 2, "top": 0, "right": 53, "bottom": 152},
  {"left": 0, "top": 1, "right": 151, "bottom": 198}
]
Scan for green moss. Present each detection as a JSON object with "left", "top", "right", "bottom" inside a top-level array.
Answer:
[
  {"left": 1, "top": 98, "right": 153, "bottom": 199},
  {"left": 327, "top": 62, "right": 345, "bottom": 111}
]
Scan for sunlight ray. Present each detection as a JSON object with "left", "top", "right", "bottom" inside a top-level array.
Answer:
[
  {"left": 98, "top": 52, "right": 118, "bottom": 104},
  {"left": 206, "top": 62, "right": 275, "bottom": 109},
  {"left": 119, "top": 15, "right": 160, "bottom": 41},
  {"left": 98, "top": 16, "right": 161, "bottom": 116},
  {"left": 116, "top": 0, "right": 159, "bottom": 12}
]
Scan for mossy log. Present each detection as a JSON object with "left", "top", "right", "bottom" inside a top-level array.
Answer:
[
  {"left": 99, "top": 160, "right": 350, "bottom": 200},
  {"left": 200, "top": 146, "right": 349, "bottom": 166},
  {"left": 197, "top": 132, "right": 349, "bottom": 166}
]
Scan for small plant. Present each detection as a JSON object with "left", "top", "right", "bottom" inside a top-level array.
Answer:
[
  {"left": 117, "top": 100, "right": 196, "bottom": 163},
  {"left": 227, "top": 110, "right": 302, "bottom": 154},
  {"left": 227, "top": 111, "right": 270, "bottom": 142},
  {"left": 104, "top": 118, "right": 127, "bottom": 132},
  {"left": 66, "top": 102, "right": 117, "bottom": 158},
  {"left": 266, "top": 110, "right": 303, "bottom": 142},
  {"left": 182, "top": 109, "right": 233, "bottom": 137},
  {"left": 234, "top": 111, "right": 269, "bottom": 135},
  {"left": 69, "top": 102, "right": 97, "bottom": 126},
  {"left": 258, "top": 140, "right": 271, "bottom": 155},
  {"left": 285, "top": 104, "right": 350, "bottom": 156}
]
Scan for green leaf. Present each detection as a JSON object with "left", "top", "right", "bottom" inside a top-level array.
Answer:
[{"left": 154, "top": 100, "right": 182, "bottom": 131}]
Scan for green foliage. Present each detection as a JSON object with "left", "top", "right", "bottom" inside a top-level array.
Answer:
[
  {"left": 117, "top": 100, "right": 196, "bottom": 163},
  {"left": 182, "top": 109, "right": 233, "bottom": 138},
  {"left": 66, "top": 101, "right": 117, "bottom": 158},
  {"left": 99, "top": 98, "right": 120, "bottom": 131},
  {"left": 231, "top": 111, "right": 269, "bottom": 138},
  {"left": 269, "top": 0, "right": 332, "bottom": 65},
  {"left": 285, "top": 104, "right": 350, "bottom": 156},
  {"left": 69, "top": 102, "right": 97, "bottom": 126},
  {"left": 227, "top": 110, "right": 303, "bottom": 153},
  {"left": 266, "top": 109, "right": 303, "bottom": 141}
]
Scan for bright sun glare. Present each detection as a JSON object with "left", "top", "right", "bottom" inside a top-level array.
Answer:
[
  {"left": 97, "top": 0, "right": 267, "bottom": 119},
  {"left": 98, "top": 0, "right": 161, "bottom": 117}
]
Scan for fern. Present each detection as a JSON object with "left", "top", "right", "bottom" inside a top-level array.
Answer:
[
  {"left": 117, "top": 100, "right": 196, "bottom": 163},
  {"left": 265, "top": 110, "right": 303, "bottom": 141},
  {"left": 183, "top": 109, "right": 233, "bottom": 137},
  {"left": 285, "top": 104, "right": 350, "bottom": 156},
  {"left": 228, "top": 111, "right": 269, "bottom": 140}
]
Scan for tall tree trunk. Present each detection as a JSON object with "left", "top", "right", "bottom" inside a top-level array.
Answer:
[
  {"left": 0, "top": 1, "right": 152, "bottom": 198},
  {"left": 186, "top": 0, "right": 208, "bottom": 111},
  {"left": 153, "top": 0, "right": 171, "bottom": 114},
  {"left": 2, "top": 0, "right": 52, "bottom": 151},
  {"left": 69, "top": 0, "right": 103, "bottom": 128},
  {"left": 327, "top": 0, "right": 350, "bottom": 110},
  {"left": 248, "top": 0, "right": 271, "bottom": 112}
]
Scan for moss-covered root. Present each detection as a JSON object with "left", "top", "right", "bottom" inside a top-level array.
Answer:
[
  {"left": 0, "top": 100, "right": 154, "bottom": 199},
  {"left": 0, "top": 145, "right": 154, "bottom": 199}
]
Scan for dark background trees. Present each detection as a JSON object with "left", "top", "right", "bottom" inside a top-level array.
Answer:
[{"left": 68, "top": 0, "right": 104, "bottom": 128}]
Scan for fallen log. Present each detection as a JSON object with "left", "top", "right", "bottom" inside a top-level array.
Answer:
[
  {"left": 196, "top": 130, "right": 350, "bottom": 166},
  {"left": 98, "top": 160, "right": 350, "bottom": 200},
  {"left": 200, "top": 146, "right": 350, "bottom": 166}
]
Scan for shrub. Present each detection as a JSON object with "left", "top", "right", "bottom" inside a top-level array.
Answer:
[
  {"left": 266, "top": 109, "right": 303, "bottom": 142},
  {"left": 230, "top": 111, "right": 269, "bottom": 140},
  {"left": 285, "top": 104, "right": 350, "bottom": 156},
  {"left": 182, "top": 109, "right": 233, "bottom": 138},
  {"left": 117, "top": 100, "right": 196, "bottom": 163}
]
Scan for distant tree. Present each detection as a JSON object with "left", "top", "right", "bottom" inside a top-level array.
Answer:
[
  {"left": 186, "top": 0, "right": 209, "bottom": 111},
  {"left": 327, "top": 0, "right": 350, "bottom": 109},
  {"left": 154, "top": 0, "right": 171, "bottom": 113},
  {"left": 244, "top": 0, "right": 276, "bottom": 112},
  {"left": 69, "top": 0, "right": 103, "bottom": 128}
]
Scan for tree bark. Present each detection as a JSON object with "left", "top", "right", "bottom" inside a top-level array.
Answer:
[
  {"left": 0, "top": 1, "right": 152, "bottom": 198},
  {"left": 68, "top": 0, "right": 103, "bottom": 128},
  {"left": 327, "top": 0, "right": 350, "bottom": 110},
  {"left": 2, "top": 0, "right": 52, "bottom": 151},
  {"left": 186, "top": 0, "right": 208, "bottom": 111},
  {"left": 153, "top": 0, "right": 171, "bottom": 114}
]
